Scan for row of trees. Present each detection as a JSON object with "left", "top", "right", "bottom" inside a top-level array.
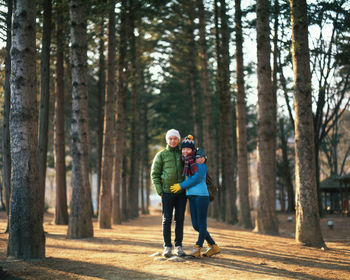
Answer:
[{"left": 0, "top": 0, "right": 349, "bottom": 259}]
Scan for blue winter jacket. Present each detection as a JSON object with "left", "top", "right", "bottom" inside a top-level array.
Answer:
[{"left": 179, "top": 163, "right": 209, "bottom": 197}]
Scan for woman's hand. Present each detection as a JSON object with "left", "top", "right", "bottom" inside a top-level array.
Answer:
[{"left": 170, "top": 183, "right": 182, "bottom": 193}]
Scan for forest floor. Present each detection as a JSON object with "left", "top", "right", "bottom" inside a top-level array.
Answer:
[{"left": 0, "top": 209, "right": 349, "bottom": 280}]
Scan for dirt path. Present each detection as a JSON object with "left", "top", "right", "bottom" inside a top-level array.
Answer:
[{"left": 0, "top": 210, "right": 350, "bottom": 280}]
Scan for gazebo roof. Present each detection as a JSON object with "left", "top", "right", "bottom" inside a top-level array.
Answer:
[
  {"left": 338, "top": 174, "right": 350, "bottom": 184},
  {"left": 320, "top": 176, "right": 341, "bottom": 191}
]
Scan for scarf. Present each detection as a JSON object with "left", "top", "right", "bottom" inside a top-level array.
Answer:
[{"left": 182, "top": 151, "right": 198, "bottom": 177}]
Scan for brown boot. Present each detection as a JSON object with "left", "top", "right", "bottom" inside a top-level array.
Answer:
[
  {"left": 203, "top": 244, "right": 220, "bottom": 257},
  {"left": 190, "top": 244, "right": 201, "bottom": 258}
]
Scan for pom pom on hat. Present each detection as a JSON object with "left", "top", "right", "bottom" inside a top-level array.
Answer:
[{"left": 181, "top": 135, "right": 196, "bottom": 150}]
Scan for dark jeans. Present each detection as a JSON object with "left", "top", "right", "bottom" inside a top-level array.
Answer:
[
  {"left": 162, "top": 192, "right": 187, "bottom": 248},
  {"left": 188, "top": 195, "right": 215, "bottom": 247}
]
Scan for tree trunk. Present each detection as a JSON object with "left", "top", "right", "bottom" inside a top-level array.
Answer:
[
  {"left": 290, "top": 0, "right": 325, "bottom": 248},
  {"left": 67, "top": 0, "right": 93, "bottom": 239},
  {"left": 139, "top": 66, "right": 151, "bottom": 214},
  {"left": 213, "top": 0, "right": 222, "bottom": 220},
  {"left": 99, "top": 0, "right": 116, "bottom": 229},
  {"left": 96, "top": 18, "right": 106, "bottom": 218},
  {"left": 198, "top": 0, "right": 218, "bottom": 218},
  {"left": 2, "top": 0, "right": 12, "bottom": 232},
  {"left": 128, "top": 0, "right": 140, "bottom": 219},
  {"left": 54, "top": 0, "right": 68, "bottom": 225},
  {"left": 113, "top": 0, "right": 127, "bottom": 224},
  {"left": 235, "top": 0, "right": 252, "bottom": 229},
  {"left": 140, "top": 69, "right": 150, "bottom": 214},
  {"left": 279, "top": 118, "right": 295, "bottom": 212},
  {"left": 255, "top": 0, "right": 279, "bottom": 235},
  {"left": 197, "top": 0, "right": 216, "bottom": 185},
  {"left": 219, "top": 0, "right": 238, "bottom": 224},
  {"left": 186, "top": 1, "right": 200, "bottom": 144},
  {"left": 7, "top": 0, "right": 45, "bottom": 259},
  {"left": 121, "top": 154, "right": 128, "bottom": 221},
  {"left": 140, "top": 164, "right": 145, "bottom": 214},
  {"left": 38, "top": 0, "right": 52, "bottom": 215}
]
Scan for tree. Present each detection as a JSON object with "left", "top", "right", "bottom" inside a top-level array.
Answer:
[
  {"left": 95, "top": 16, "right": 106, "bottom": 218},
  {"left": 213, "top": 0, "right": 222, "bottom": 220},
  {"left": 255, "top": 0, "right": 279, "bottom": 235},
  {"left": 54, "top": 0, "right": 68, "bottom": 225},
  {"left": 308, "top": 1, "right": 350, "bottom": 215},
  {"left": 2, "top": 0, "right": 12, "bottom": 232},
  {"left": 99, "top": 0, "right": 116, "bottom": 229},
  {"left": 38, "top": 0, "right": 52, "bottom": 214},
  {"left": 277, "top": 117, "right": 295, "bottom": 212},
  {"left": 216, "top": 0, "right": 238, "bottom": 224},
  {"left": 7, "top": 0, "right": 45, "bottom": 259},
  {"left": 235, "top": 0, "right": 252, "bottom": 229},
  {"left": 182, "top": 0, "right": 201, "bottom": 143},
  {"left": 290, "top": 0, "right": 325, "bottom": 247},
  {"left": 113, "top": 0, "right": 127, "bottom": 224},
  {"left": 67, "top": 0, "right": 93, "bottom": 239},
  {"left": 140, "top": 75, "right": 150, "bottom": 214},
  {"left": 128, "top": 0, "right": 140, "bottom": 219},
  {"left": 321, "top": 110, "right": 350, "bottom": 177},
  {"left": 197, "top": 0, "right": 218, "bottom": 218}
]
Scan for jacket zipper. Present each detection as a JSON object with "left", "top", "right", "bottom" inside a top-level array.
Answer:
[{"left": 173, "top": 149, "right": 179, "bottom": 182}]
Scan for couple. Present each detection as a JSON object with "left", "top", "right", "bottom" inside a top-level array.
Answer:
[{"left": 151, "top": 129, "right": 220, "bottom": 258}]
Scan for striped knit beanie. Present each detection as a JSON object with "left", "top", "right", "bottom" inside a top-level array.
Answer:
[{"left": 181, "top": 135, "right": 196, "bottom": 150}]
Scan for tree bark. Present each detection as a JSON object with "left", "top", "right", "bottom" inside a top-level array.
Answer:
[
  {"left": 290, "top": 0, "right": 325, "bottom": 248},
  {"left": 113, "top": 0, "right": 127, "bottom": 224},
  {"left": 198, "top": 0, "right": 218, "bottom": 218},
  {"left": 7, "top": 0, "right": 45, "bottom": 259},
  {"left": 128, "top": 0, "right": 140, "bottom": 219},
  {"left": 185, "top": 1, "right": 200, "bottom": 144},
  {"left": 140, "top": 68, "right": 150, "bottom": 214},
  {"left": 96, "top": 18, "right": 106, "bottom": 218},
  {"left": 99, "top": 0, "right": 116, "bottom": 229},
  {"left": 2, "top": 0, "right": 12, "bottom": 232},
  {"left": 67, "top": 0, "right": 93, "bottom": 239},
  {"left": 38, "top": 0, "right": 52, "bottom": 215},
  {"left": 255, "top": 0, "right": 279, "bottom": 235},
  {"left": 213, "top": 0, "right": 222, "bottom": 220},
  {"left": 235, "top": 0, "right": 252, "bottom": 229},
  {"left": 219, "top": 0, "right": 238, "bottom": 224},
  {"left": 54, "top": 0, "right": 68, "bottom": 225},
  {"left": 279, "top": 118, "right": 295, "bottom": 212}
]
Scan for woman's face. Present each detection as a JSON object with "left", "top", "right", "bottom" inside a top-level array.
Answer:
[
  {"left": 182, "top": 147, "right": 193, "bottom": 157},
  {"left": 168, "top": 136, "right": 179, "bottom": 148}
]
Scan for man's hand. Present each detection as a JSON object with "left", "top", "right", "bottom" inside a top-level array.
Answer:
[
  {"left": 196, "top": 157, "right": 205, "bottom": 164},
  {"left": 170, "top": 183, "right": 182, "bottom": 193}
]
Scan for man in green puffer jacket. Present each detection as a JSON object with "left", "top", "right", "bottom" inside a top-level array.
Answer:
[{"left": 151, "top": 129, "right": 186, "bottom": 258}]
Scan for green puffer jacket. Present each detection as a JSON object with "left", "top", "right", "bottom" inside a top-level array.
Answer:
[{"left": 151, "top": 145, "right": 184, "bottom": 195}]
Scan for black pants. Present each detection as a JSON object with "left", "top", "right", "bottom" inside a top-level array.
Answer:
[{"left": 161, "top": 192, "right": 187, "bottom": 247}]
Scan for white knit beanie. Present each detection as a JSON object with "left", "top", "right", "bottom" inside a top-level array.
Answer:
[{"left": 165, "top": 129, "right": 181, "bottom": 144}]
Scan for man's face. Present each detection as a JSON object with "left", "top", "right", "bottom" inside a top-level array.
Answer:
[{"left": 168, "top": 136, "right": 179, "bottom": 148}]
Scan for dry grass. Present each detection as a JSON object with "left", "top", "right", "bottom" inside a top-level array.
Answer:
[{"left": 0, "top": 210, "right": 349, "bottom": 279}]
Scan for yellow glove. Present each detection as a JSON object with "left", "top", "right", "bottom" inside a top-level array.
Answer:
[{"left": 170, "top": 183, "right": 182, "bottom": 193}]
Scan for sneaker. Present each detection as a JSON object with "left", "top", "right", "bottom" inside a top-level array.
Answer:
[
  {"left": 190, "top": 244, "right": 201, "bottom": 258},
  {"left": 203, "top": 243, "right": 220, "bottom": 257},
  {"left": 162, "top": 246, "right": 172, "bottom": 258},
  {"left": 174, "top": 246, "right": 186, "bottom": 257}
]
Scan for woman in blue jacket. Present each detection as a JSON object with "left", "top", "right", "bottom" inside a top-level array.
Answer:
[{"left": 171, "top": 136, "right": 220, "bottom": 258}]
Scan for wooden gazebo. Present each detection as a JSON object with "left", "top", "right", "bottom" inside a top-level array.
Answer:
[
  {"left": 338, "top": 174, "right": 350, "bottom": 215},
  {"left": 320, "top": 174, "right": 350, "bottom": 215}
]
